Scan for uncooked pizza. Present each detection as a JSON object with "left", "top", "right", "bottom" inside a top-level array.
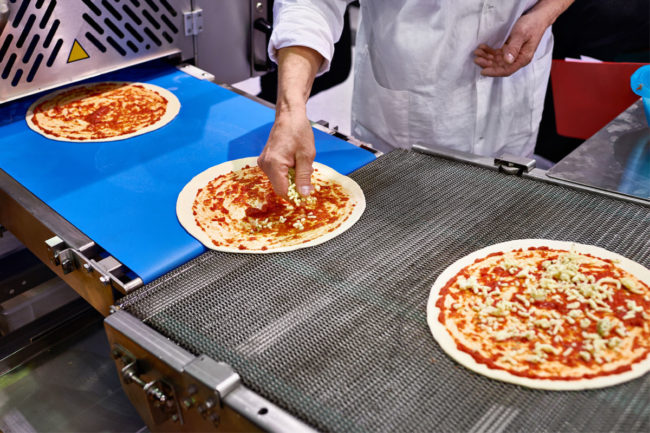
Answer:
[
  {"left": 176, "top": 157, "right": 365, "bottom": 253},
  {"left": 427, "top": 239, "right": 650, "bottom": 390},
  {"left": 26, "top": 81, "right": 179, "bottom": 142}
]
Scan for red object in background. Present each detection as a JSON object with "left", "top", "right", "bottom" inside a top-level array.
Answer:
[{"left": 551, "top": 60, "right": 649, "bottom": 139}]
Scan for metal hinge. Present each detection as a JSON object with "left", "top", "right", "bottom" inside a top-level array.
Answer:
[
  {"left": 494, "top": 154, "right": 536, "bottom": 176},
  {"left": 184, "top": 8, "right": 204, "bottom": 36}
]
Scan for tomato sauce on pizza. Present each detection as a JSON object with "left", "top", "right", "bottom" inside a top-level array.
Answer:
[
  {"left": 28, "top": 82, "right": 174, "bottom": 141},
  {"left": 191, "top": 164, "right": 357, "bottom": 251},
  {"left": 435, "top": 247, "right": 650, "bottom": 381}
]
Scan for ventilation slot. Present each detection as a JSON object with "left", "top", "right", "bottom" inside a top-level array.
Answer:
[
  {"left": 16, "top": 14, "right": 36, "bottom": 48},
  {"left": 102, "top": 0, "right": 123, "bottom": 20},
  {"left": 0, "top": 34, "right": 13, "bottom": 64},
  {"left": 160, "top": 14, "right": 178, "bottom": 34},
  {"left": 11, "top": 68, "right": 23, "bottom": 86},
  {"left": 22, "top": 34, "right": 40, "bottom": 63},
  {"left": 125, "top": 23, "right": 144, "bottom": 42},
  {"left": 143, "top": 27, "right": 161, "bottom": 46},
  {"left": 122, "top": 5, "right": 142, "bottom": 25},
  {"left": 82, "top": 0, "right": 178, "bottom": 57},
  {"left": 86, "top": 32, "right": 107, "bottom": 53},
  {"left": 12, "top": 0, "right": 29, "bottom": 28},
  {"left": 144, "top": 0, "right": 159, "bottom": 13},
  {"left": 107, "top": 36, "right": 127, "bottom": 56},
  {"left": 104, "top": 18, "right": 125, "bottom": 39},
  {"left": 2, "top": 53, "right": 17, "bottom": 79},
  {"left": 126, "top": 41, "right": 138, "bottom": 53},
  {"left": 39, "top": 0, "right": 56, "bottom": 29},
  {"left": 82, "top": 0, "right": 101, "bottom": 16},
  {"left": 160, "top": 0, "right": 177, "bottom": 17},
  {"left": 27, "top": 53, "right": 44, "bottom": 82},
  {"left": 40, "top": 19, "right": 57, "bottom": 49},
  {"left": 83, "top": 13, "right": 104, "bottom": 35},
  {"left": 142, "top": 9, "right": 160, "bottom": 29},
  {"left": 46, "top": 38, "right": 62, "bottom": 67},
  {"left": 35, "top": 0, "right": 45, "bottom": 8}
]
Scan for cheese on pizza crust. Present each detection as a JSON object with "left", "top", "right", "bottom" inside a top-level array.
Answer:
[
  {"left": 428, "top": 240, "right": 650, "bottom": 389},
  {"left": 177, "top": 157, "right": 365, "bottom": 253}
]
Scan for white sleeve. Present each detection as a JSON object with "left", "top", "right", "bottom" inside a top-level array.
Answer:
[{"left": 268, "top": 0, "right": 352, "bottom": 75}]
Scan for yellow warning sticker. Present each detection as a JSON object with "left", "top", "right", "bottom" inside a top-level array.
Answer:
[{"left": 67, "top": 40, "right": 89, "bottom": 63}]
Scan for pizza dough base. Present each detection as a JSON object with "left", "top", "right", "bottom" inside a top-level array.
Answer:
[
  {"left": 26, "top": 82, "right": 180, "bottom": 142},
  {"left": 427, "top": 239, "right": 650, "bottom": 390},
  {"left": 176, "top": 157, "right": 366, "bottom": 254}
]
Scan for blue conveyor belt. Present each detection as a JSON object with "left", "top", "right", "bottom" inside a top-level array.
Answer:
[{"left": 0, "top": 61, "right": 376, "bottom": 283}]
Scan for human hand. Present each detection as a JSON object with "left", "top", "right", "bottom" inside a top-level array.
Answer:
[
  {"left": 258, "top": 109, "right": 315, "bottom": 199},
  {"left": 473, "top": 12, "right": 550, "bottom": 77}
]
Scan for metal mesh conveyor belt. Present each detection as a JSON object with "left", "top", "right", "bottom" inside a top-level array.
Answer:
[{"left": 118, "top": 150, "right": 650, "bottom": 432}]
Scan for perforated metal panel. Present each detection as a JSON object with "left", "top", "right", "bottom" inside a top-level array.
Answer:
[
  {"left": 119, "top": 151, "right": 650, "bottom": 432},
  {"left": 0, "top": 0, "right": 192, "bottom": 103}
]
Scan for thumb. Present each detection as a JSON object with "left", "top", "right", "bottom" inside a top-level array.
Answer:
[
  {"left": 294, "top": 152, "right": 314, "bottom": 197},
  {"left": 502, "top": 32, "right": 525, "bottom": 64}
]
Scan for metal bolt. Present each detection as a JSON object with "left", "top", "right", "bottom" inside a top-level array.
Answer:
[
  {"left": 256, "top": 2, "right": 263, "bottom": 12},
  {"left": 183, "top": 398, "right": 193, "bottom": 408},
  {"left": 83, "top": 263, "right": 93, "bottom": 273},
  {"left": 208, "top": 412, "right": 220, "bottom": 427},
  {"left": 99, "top": 275, "right": 110, "bottom": 285},
  {"left": 205, "top": 398, "right": 215, "bottom": 409},
  {"left": 171, "top": 414, "right": 179, "bottom": 422}
]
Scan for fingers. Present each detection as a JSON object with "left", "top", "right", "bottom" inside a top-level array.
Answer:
[
  {"left": 479, "top": 40, "right": 534, "bottom": 77},
  {"left": 258, "top": 150, "right": 290, "bottom": 198},
  {"left": 258, "top": 111, "right": 315, "bottom": 199},
  {"left": 294, "top": 148, "right": 315, "bottom": 197}
]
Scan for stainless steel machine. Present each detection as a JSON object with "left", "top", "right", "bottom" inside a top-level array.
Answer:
[
  {"left": 0, "top": 0, "right": 271, "bottom": 104},
  {"left": 1, "top": 1, "right": 649, "bottom": 432}
]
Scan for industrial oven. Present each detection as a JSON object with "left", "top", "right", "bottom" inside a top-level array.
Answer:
[{"left": 1, "top": 1, "right": 650, "bottom": 432}]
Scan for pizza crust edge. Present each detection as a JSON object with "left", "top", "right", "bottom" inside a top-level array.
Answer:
[{"left": 426, "top": 239, "right": 650, "bottom": 390}]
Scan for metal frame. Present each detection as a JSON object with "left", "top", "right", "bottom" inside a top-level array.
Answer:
[
  {"left": 412, "top": 144, "right": 650, "bottom": 208},
  {"left": 0, "top": 168, "right": 142, "bottom": 316},
  {"left": 105, "top": 309, "right": 317, "bottom": 433}
]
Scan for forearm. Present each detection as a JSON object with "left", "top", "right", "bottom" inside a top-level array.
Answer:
[
  {"left": 275, "top": 46, "right": 324, "bottom": 116},
  {"left": 527, "top": 0, "right": 575, "bottom": 27}
]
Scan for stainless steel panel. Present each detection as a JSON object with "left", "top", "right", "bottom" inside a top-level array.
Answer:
[
  {"left": 548, "top": 99, "right": 650, "bottom": 201},
  {"left": 194, "top": 0, "right": 271, "bottom": 84},
  {"left": 0, "top": 0, "right": 193, "bottom": 103}
]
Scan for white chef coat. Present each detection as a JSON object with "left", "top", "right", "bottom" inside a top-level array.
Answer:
[{"left": 269, "top": 0, "right": 554, "bottom": 157}]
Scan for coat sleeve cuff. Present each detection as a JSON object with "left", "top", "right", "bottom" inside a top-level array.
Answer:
[{"left": 268, "top": 5, "right": 336, "bottom": 75}]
